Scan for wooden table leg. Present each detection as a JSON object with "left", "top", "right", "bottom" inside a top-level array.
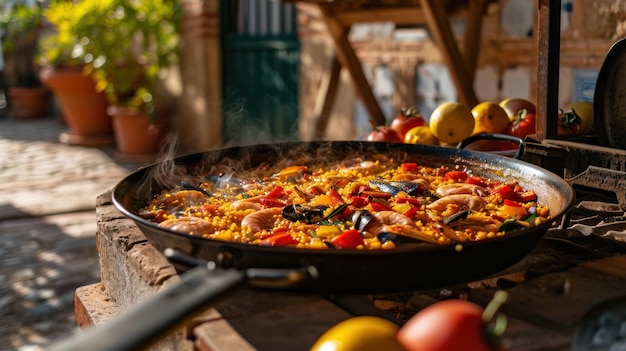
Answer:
[
  {"left": 536, "top": 0, "right": 561, "bottom": 140},
  {"left": 419, "top": 0, "right": 479, "bottom": 108},
  {"left": 318, "top": 4, "right": 387, "bottom": 127},
  {"left": 314, "top": 56, "right": 342, "bottom": 139},
  {"left": 464, "top": 0, "right": 486, "bottom": 83}
]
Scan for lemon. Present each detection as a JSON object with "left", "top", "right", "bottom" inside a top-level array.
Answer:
[
  {"left": 404, "top": 125, "right": 438, "bottom": 145},
  {"left": 471, "top": 102, "right": 510, "bottom": 135},
  {"left": 429, "top": 102, "right": 475, "bottom": 144},
  {"left": 565, "top": 101, "right": 593, "bottom": 134},
  {"left": 310, "top": 316, "right": 406, "bottom": 351}
]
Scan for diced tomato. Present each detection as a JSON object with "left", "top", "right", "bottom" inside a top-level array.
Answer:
[
  {"left": 330, "top": 229, "right": 364, "bottom": 249},
  {"left": 265, "top": 186, "right": 285, "bottom": 199},
  {"left": 401, "top": 163, "right": 420, "bottom": 172},
  {"left": 350, "top": 196, "right": 369, "bottom": 208},
  {"left": 395, "top": 197, "right": 421, "bottom": 206},
  {"left": 258, "top": 198, "right": 287, "bottom": 208},
  {"left": 445, "top": 171, "right": 468, "bottom": 182},
  {"left": 260, "top": 232, "right": 298, "bottom": 246},
  {"left": 328, "top": 189, "right": 345, "bottom": 205},
  {"left": 466, "top": 176, "right": 487, "bottom": 187},
  {"left": 403, "top": 206, "right": 419, "bottom": 218},
  {"left": 369, "top": 202, "right": 392, "bottom": 212}
]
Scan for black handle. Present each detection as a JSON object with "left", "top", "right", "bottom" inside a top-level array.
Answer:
[{"left": 456, "top": 132, "right": 523, "bottom": 149}]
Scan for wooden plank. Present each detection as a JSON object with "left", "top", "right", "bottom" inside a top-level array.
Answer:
[
  {"left": 419, "top": 0, "right": 478, "bottom": 107},
  {"left": 313, "top": 56, "right": 342, "bottom": 139},
  {"left": 318, "top": 4, "right": 387, "bottom": 126}
]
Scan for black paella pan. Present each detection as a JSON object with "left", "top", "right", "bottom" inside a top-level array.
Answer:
[{"left": 111, "top": 141, "right": 575, "bottom": 294}]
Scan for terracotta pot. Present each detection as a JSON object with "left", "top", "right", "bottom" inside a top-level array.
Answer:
[
  {"left": 6, "top": 86, "right": 50, "bottom": 119},
  {"left": 40, "top": 66, "right": 114, "bottom": 145},
  {"left": 109, "top": 106, "right": 167, "bottom": 156}
]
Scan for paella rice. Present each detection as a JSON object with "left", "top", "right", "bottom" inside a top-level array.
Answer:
[{"left": 138, "top": 157, "right": 551, "bottom": 250}]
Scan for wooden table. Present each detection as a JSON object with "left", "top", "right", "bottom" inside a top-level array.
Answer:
[{"left": 296, "top": 0, "right": 492, "bottom": 138}]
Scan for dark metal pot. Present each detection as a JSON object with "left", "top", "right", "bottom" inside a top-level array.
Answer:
[{"left": 112, "top": 141, "right": 575, "bottom": 294}]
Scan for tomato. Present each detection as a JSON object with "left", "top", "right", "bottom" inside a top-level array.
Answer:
[
  {"left": 557, "top": 108, "right": 583, "bottom": 136},
  {"left": 310, "top": 316, "right": 406, "bottom": 351},
  {"left": 507, "top": 109, "right": 536, "bottom": 138},
  {"left": 390, "top": 106, "right": 427, "bottom": 139},
  {"left": 366, "top": 126, "right": 403, "bottom": 143},
  {"left": 397, "top": 292, "right": 508, "bottom": 351},
  {"left": 499, "top": 98, "right": 536, "bottom": 121}
]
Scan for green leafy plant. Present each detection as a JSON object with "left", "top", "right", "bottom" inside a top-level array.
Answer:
[
  {"left": 39, "top": 0, "right": 181, "bottom": 116},
  {"left": 0, "top": 1, "right": 44, "bottom": 87}
]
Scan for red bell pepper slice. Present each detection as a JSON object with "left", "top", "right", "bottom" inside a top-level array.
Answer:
[
  {"left": 503, "top": 199, "right": 522, "bottom": 207},
  {"left": 265, "top": 186, "right": 285, "bottom": 199},
  {"left": 466, "top": 176, "right": 487, "bottom": 187},
  {"left": 258, "top": 198, "right": 287, "bottom": 208},
  {"left": 444, "top": 170, "right": 468, "bottom": 182},
  {"left": 403, "top": 206, "right": 419, "bottom": 218},
  {"left": 494, "top": 184, "right": 518, "bottom": 201},
  {"left": 349, "top": 196, "right": 368, "bottom": 208},
  {"left": 361, "top": 190, "right": 393, "bottom": 199},
  {"left": 395, "top": 197, "right": 421, "bottom": 206},
  {"left": 330, "top": 229, "right": 364, "bottom": 249},
  {"left": 328, "top": 189, "right": 345, "bottom": 205},
  {"left": 401, "top": 163, "right": 420, "bottom": 172},
  {"left": 369, "top": 202, "right": 392, "bottom": 212},
  {"left": 260, "top": 232, "right": 298, "bottom": 246}
]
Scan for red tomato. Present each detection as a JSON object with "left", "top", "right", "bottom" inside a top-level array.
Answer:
[
  {"left": 398, "top": 291, "right": 509, "bottom": 351},
  {"left": 557, "top": 108, "right": 583, "bottom": 136},
  {"left": 397, "top": 299, "right": 493, "bottom": 351},
  {"left": 507, "top": 109, "right": 536, "bottom": 138},
  {"left": 499, "top": 98, "right": 536, "bottom": 120},
  {"left": 366, "top": 126, "right": 403, "bottom": 143},
  {"left": 390, "top": 106, "right": 426, "bottom": 139}
]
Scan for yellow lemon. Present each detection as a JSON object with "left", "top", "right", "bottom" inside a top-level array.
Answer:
[
  {"left": 429, "top": 102, "right": 475, "bottom": 144},
  {"left": 404, "top": 125, "right": 438, "bottom": 145},
  {"left": 310, "top": 316, "right": 406, "bottom": 351},
  {"left": 565, "top": 101, "right": 593, "bottom": 134},
  {"left": 471, "top": 102, "right": 510, "bottom": 135}
]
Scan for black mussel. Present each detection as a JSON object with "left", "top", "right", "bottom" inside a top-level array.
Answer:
[
  {"left": 351, "top": 210, "right": 375, "bottom": 232},
  {"left": 443, "top": 209, "right": 470, "bottom": 225},
  {"left": 179, "top": 181, "right": 212, "bottom": 197},
  {"left": 282, "top": 204, "right": 328, "bottom": 223},
  {"left": 499, "top": 218, "right": 524, "bottom": 232}
]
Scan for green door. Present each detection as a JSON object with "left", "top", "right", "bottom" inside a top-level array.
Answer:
[{"left": 220, "top": 0, "right": 300, "bottom": 145}]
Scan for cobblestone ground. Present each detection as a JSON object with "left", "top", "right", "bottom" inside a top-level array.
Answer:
[{"left": 0, "top": 115, "right": 143, "bottom": 351}]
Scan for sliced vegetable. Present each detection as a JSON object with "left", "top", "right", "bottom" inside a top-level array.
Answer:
[{"left": 330, "top": 229, "right": 364, "bottom": 249}]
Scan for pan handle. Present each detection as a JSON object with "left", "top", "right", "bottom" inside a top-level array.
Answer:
[
  {"left": 49, "top": 249, "right": 318, "bottom": 351},
  {"left": 49, "top": 266, "right": 244, "bottom": 351}
]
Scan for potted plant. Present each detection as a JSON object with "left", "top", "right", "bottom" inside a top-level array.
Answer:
[
  {"left": 0, "top": 1, "right": 49, "bottom": 119},
  {"left": 43, "top": 0, "right": 181, "bottom": 157},
  {"left": 86, "top": 0, "right": 181, "bottom": 157},
  {"left": 37, "top": 0, "right": 114, "bottom": 145}
]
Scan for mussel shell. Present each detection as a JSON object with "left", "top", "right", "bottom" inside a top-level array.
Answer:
[{"left": 282, "top": 204, "right": 328, "bottom": 223}]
